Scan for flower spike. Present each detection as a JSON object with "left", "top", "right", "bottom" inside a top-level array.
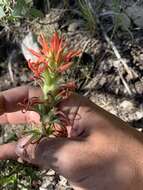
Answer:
[
  {"left": 23, "top": 32, "right": 81, "bottom": 140},
  {"left": 28, "top": 32, "right": 80, "bottom": 78}
]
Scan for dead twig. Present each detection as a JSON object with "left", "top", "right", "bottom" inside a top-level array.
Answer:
[
  {"left": 97, "top": 19, "right": 132, "bottom": 95},
  {"left": 118, "top": 70, "right": 132, "bottom": 95},
  {"left": 89, "top": 6, "right": 133, "bottom": 95},
  {"left": 101, "top": 25, "right": 133, "bottom": 79},
  {"left": 8, "top": 51, "right": 15, "bottom": 83}
]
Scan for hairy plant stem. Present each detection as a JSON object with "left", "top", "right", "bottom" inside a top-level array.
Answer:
[{"left": 42, "top": 70, "right": 59, "bottom": 99}]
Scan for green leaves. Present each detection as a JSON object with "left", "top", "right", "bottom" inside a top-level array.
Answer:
[
  {"left": 0, "top": 0, "right": 9, "bottom": 19},
  {"left": 12, "top": 0, "right": 43, "bottom": 18},
  {"left": 0, "top": 6, "right": 5, "bottom": 18},
  {"left": 0, "top": 160, "right": 41, "bottom": 190},
  {"left": 78, "top": 0, "right": 97, "bottom": 34},
  {"left": 110, "top": 0, "right": 133, "bottom": 39},
  {"left": 0, "top": 175, "right": 17, "bottom": 187},
  {"left": 0, "top": 0, "right": 43, "bottom": 23},
  {"left": 12, "top": 0, "right": 29, "bottom": 17},
  {"left": 30, "top": 7, "right": 44, "bottom": 18}
]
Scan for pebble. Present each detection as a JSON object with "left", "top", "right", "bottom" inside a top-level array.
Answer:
[
  {"left": 68, "top": 20, "right": 84, "bottom": 32},
  {"left": 119, "top": 100, "right": 135, "bottom": 112},
  {"left": 59, "top": 176, "right": 68, "bottom": 186}
]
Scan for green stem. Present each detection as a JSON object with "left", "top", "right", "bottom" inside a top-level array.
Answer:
[{"left": 42, "top": 70, "right": 59, "bottom": 99}]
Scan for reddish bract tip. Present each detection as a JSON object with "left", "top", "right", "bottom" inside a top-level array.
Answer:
[{"left": 27, "top": 32, "right": 81, "bottom": 77}]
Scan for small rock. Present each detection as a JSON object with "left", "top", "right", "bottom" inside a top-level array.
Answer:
[
  {"left": 99, "top": 77, "right": 106, "bottom": 86},
  {"left": 39, "top": 188, "right": 46, "bottom": 190},
  {"left": 21, "top": 32, "right": 39, "bottom": 62},
  {"left": 139, "top": 53, "right": 143, "bottom": 61},
  {"left": 47, "top": 169, "right": 56, "bottom": 176},
  {"left": 40, "top": 176, "right": 55, "bottom": 189},
  {"left": 59, "top": 176, "right": 68, "bottom": 186},
  {"left": 68, "top": 20, "right": 84, "bottom": 32},
  {"left": 135, "top": 111, "right": 143, "bottom": 120},
  {"left": 119, "top": 100, "right": 135, "bottom": 112},
  {"left": 135, "top": 81, "right": 143, "bottom": 94}
]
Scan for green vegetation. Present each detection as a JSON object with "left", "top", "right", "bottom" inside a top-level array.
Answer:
[
  {"left": 0, "top": 160, "right": 41, "bottom": 190},
  {"left": 78, "top": 0, "right": 97, "bottom": 34},
  {"left": 110, "top": 0, "right": 133, "bottom": 39},
  {"left": 0, "top": 0, "right": 43, "bottom": 24}
]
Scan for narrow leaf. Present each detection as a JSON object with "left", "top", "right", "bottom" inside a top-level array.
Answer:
[{"left": 0, "top": 6, "right": 5, "bottom": 19}]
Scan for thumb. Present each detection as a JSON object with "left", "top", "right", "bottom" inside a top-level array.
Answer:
[
  {"left": 0, "top": 142, "right": 17, "bottom": 160},
  {"left": 16, "top": 136, "right": 38, "bottom": 164}
]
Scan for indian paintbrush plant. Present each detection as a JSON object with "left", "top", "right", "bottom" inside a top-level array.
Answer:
[{"left": 19, "top": 32, "right": 80, "bottom": 143}]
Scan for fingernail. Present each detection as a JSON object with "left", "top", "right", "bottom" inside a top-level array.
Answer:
[{"left": 17, "top": 157, "right": 24, "bottom": 163}]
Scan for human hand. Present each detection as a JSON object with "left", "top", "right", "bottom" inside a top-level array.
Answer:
[{"left": 0, "top": 86, "right": 143, "bottom": 190}]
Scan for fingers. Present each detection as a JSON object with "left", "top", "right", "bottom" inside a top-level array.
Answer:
[
  {"left": 0, "top": 142, "right": 17, "bottom": 160},
  {"left": 0, "top": 111, "right": 40, "bottom": 124},
  {"left": 0, "top": 86, "right": 42, "bottom": 161},
  {"left": 0, "top": 86, "right": 42, "bottom": 114},
  {"left": 15, "top": 136, "right": 88, "bottom": 181},
  {"left": 16, "top": 136, "right": 38, "bottom": 165}
]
